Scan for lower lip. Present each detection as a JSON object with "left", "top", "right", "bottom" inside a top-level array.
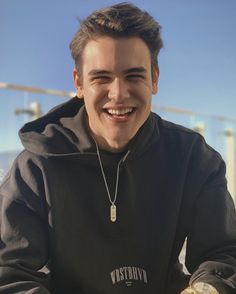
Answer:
[{"left": 104, "top": 110, "right": 135, "bottom": 123}]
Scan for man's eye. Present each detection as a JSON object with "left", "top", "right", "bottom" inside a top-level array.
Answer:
[
  {"left": 91, "top": 76, "right": 111, "bottom": 83},
  {"left": 126, "top": 74, "right": 145, "bottom": 80}
]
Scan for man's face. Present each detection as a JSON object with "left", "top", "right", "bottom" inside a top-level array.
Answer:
[{"left": 73, "top": 36, "right": 159, "bottom": 152}]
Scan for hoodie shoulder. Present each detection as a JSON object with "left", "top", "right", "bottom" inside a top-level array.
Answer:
[
  {"left": 18, "top": 98, "right": 85, "bottom": 156},
  {"left": 20, "top": 97, "right": 83, "bottom": 135},
  {"left": 154, "top": 113, "right": 222, "bottom": 158}
]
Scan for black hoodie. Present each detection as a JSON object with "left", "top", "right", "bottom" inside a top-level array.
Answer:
[{"left": 0, "top": 97, "right": 236, "bottom": 294}]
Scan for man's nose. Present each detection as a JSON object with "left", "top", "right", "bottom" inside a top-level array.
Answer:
[{"left": 108, "top": 78, "right": 130, "bottom": 101}]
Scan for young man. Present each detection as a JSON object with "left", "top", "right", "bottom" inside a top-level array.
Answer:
[{"left": 0, "top": 3, "right": 235, "bottom": 294}]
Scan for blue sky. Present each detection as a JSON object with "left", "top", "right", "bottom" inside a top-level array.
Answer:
[{"left": 0, "top": 0, "right": 236, "bottom": 152}]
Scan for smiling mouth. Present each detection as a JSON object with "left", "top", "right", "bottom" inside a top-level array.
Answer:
[{"left": 103, "top": 107, "right": 136, "bottom": 117}]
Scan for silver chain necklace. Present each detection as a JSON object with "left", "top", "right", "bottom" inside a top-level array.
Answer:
[{"left": 94, "top": 139, "right": 130, "bottom": 222}]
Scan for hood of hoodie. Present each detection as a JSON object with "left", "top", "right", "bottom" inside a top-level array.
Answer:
[{"left": 19, "top": 97, "right": 160, "bottom": 158}]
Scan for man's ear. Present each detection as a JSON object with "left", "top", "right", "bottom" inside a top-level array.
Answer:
[
  {"left": 152, "top": 67, "right": 159, "bottom": 95},
  {"left": 73, "top": 68, "right": 84, "bottom": 98}
]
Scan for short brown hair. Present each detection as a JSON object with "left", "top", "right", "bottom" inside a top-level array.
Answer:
[{"left": 70, "top": 2, "right": 163, "bottom": 77}]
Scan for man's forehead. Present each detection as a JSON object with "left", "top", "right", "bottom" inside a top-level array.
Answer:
[
  {"left": 82, "top": 36, "right": 151, "bottom": 57},
  {"left": 81, "top": 37, "right": 152, "bottom": 74}
]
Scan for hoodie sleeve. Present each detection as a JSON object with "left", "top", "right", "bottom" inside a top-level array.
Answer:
[
  {"left": 185, "top": 148, "right": 236, "bottom": 294},
  {"left": 0, "top": 153, "right": 51, "bottom": 293}
]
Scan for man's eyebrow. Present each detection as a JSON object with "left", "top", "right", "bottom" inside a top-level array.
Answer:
[
  {"left": 88, "top": 67, "right": 147, "bottom": 76},
  {"left": 88, "top": 69, "right": 111, "bottom": 76},
  {"left": 123, "top": 67, "right": 147, "bottom": 74}
]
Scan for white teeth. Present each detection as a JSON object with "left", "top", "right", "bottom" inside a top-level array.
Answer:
[{"left": 106, "top": 108, "right": 133, "bottom": 115}]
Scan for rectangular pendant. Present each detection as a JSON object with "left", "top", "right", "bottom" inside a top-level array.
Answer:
[{"left": 110, "top": 204, "right": 117, "bottom": 222}]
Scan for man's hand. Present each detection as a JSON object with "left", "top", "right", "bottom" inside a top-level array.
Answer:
[
  {"left": 181, "top": 288, "right": 198, "bottom": 294},
  {"left": 180, "top": 282, "right": 219, "bottom": 294}
]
